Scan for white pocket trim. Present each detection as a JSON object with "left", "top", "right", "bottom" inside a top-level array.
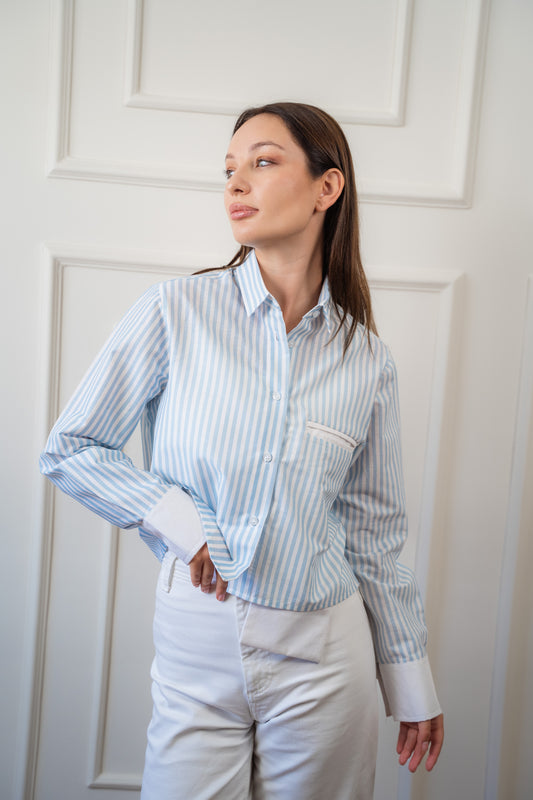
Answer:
[
  {"left": 239, "top": 601, "right": 331, "bottom": 663},
  {"left": 306, "top": 421, "right": 360, "bottom": 451}
]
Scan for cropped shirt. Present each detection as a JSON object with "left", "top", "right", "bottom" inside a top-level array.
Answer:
[{"left": 40, "top": 250, "right": 441, "bottom": 720}]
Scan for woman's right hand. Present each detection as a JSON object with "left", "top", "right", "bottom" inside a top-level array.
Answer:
[{"left": 189, "top": 543, "right": 228, "bottom": 602}]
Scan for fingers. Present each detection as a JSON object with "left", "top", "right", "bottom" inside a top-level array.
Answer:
[
  {"left": 396, "top": 722, "right": 409, "bottom": 756},
  {"left": 397, "top": 716, "right": 444, "bottom": 773},
  {"left": 408, "top": 720, "right": 430, "bottom": 773},
  {"left": 397, "top": 722, "right": 423, "bottom": 770},
  {"left": 215, "top": 572, "right": 228, "bottom": 602},
  {"left": 188, "top": 544, "right": 228, "bottom": 601},
  {"left": 189, "top": 544, "right": 214, "bottom": 591},
  {"left": 425, "top": 714, "right": 444, "bottom": 771}
]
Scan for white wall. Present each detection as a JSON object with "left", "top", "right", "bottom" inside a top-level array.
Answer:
[{"left": 1, "top": 1, "right": 532, "bottom": 798}]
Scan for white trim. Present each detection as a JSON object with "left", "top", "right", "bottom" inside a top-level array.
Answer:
[
  {"left": 484, "top": 276, "right": 533, "bottom": 800},
  {"left": 46, "top": 0, "right": 74, "bottom": 177},
  {"left": 388, "top": 0, "right": 414, "bottom": 128},
  {"left": 367, "top": 266, "right": 463, "bottom": 600},
  {"left": 43, "top": 241, "right": 221, "bottom": 275},
  {"left": 413, "top": 276, "right": 462, "bottom": 599},
  {"left": 124, "top": 0, "right": 414, "bottom": 126},
  {"left": 89, "top": 772, "right": 142, "bottom": 790},
  {"left": 84, "top": 525, "right": 143, "bottom": 790},
  {"left": 15, "top": 248, "right": 63, "bottom": 800},
  {"left": 47, "top": 0, "right": 489, "bottom": 207},
  {"left": 367, "top": 265, "right": 464, "bottom": 293},
  {"left": 48, "top": 154, "right": 224, "bottom": 193},
  {"left": 86, "top": 525, "right": 120, "bottom": 787},
  {"left": 450, "top": 0, "right": 491, "bottom": 206}
]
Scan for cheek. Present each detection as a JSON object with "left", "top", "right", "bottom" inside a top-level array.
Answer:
[
  {"left": 280, "top": 174, "right": 318, "bottom": 204},
  {"left": 277, "top": 182, "right": 318, "bottom": 222}
]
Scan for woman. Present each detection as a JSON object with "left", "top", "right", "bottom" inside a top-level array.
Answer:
[{"left": 41, "top": 102, "right": 444, "bottom": 799}]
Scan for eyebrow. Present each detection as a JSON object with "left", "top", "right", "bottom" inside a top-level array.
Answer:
[{"left": 225, "top": 141, "right": 286, "bottom": 160}]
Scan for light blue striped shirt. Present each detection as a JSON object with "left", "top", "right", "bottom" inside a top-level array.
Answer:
[{"left": 40, "top": 250, "right": 430, "bottom": 671}]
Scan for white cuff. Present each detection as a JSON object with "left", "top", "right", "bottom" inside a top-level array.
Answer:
[
  {"left": 143, "top": 487, "right": 206, "bottom": 564},
  {"left": 377, "top": 655, "right": 442, "bottom": 722}
]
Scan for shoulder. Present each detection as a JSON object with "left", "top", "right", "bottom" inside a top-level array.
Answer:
[
  {"left": 157, "top": 267, "right": 235, "bottom": 298},
  {"left": 151, "top": 268, "right": 239, "bottom": 323},
  {"left": 342, "top": 321, "right": 393, "bottom": 370}
]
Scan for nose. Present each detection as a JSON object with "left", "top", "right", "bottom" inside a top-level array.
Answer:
[{"left": 226, "top": 167, "right": 250, "bottom": 195}]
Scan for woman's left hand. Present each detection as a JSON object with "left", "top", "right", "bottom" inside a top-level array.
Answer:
[{"left": 397, "top": 713, "right": 444, "bottom": 772}]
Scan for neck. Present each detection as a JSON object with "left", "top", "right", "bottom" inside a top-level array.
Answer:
[{"left": 255, "top": 240, "right": 324, "bottom": 333}]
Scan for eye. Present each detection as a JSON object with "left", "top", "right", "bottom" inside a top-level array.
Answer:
[
  {"left": 256, "top": 157, "right": 273, "bottom": 168},
  {"left": 224, "top": 167, "right": 235, "bottom": 180}
]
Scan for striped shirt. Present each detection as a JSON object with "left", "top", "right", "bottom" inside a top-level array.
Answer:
[{"left": 40, "top": 250, "right": 431, "bottom": 673}]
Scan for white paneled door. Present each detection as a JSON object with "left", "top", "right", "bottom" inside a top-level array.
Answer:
[{"left": 3, "top": 1, "right": 532, "bottom": 799}]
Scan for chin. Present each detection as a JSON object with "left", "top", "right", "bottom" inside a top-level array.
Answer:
[{"left": 230, "top": 229, "right": 257, "bottom": 248}]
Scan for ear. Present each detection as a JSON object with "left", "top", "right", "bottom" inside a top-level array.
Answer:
[{"left": 315, "top": 168, "right": 345, "bottom": 212}]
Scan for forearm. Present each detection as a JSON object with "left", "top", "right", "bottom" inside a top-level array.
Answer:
[{"left": 40, "top": 436, "right": 174, "bottom": 530}]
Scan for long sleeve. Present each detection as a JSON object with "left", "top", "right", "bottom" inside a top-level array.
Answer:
[
  {"left": 39, "top": 284, "right": 207, "bottom": 559},
  {"left": 40, "top": 285, "right": 173, "bottom": 525},
  {"left": 333, "top": 353, "right": 441, "bottom": 720}
]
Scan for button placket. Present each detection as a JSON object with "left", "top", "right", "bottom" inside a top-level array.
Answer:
[{"left": 245, "top": 321, "right": 289, "bottom": 549}]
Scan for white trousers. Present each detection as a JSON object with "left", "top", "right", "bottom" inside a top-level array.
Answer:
[{"left": 141, "top": 553, "right": 378, "bottom": 800}]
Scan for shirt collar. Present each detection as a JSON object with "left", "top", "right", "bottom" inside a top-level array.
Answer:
[
  {"left": 235, "top": 250, "right": 333, "bottom": 333},
  {"left": 316, "top": 277, "right": 332, "bottom": 333},
  {"left": 235, "top": 250, "right": 270, "bottom": 316}
]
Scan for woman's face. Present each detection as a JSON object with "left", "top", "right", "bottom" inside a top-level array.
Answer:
[{"left": 224, "top": 114, "right": 325, "bottom": 253}]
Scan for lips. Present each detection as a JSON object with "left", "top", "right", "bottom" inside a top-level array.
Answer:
[{"left": 229, "top": 203, "right": 258, "bottom": 220}]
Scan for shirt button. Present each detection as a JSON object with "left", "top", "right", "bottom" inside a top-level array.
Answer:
[
  {"left": 272, "top": 391, "right": 281, "bottom": 401},
  {"left": 250, "top": 516, "right": 259, "bottom": 526},
  {"left": 288, "top": 342, "right": 294, "bottom": 349},
  {"left": 263, "top": 453, "right": 273, "bottom": 463}
]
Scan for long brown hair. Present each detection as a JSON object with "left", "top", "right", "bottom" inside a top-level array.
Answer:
[{"left": 215, "top": 102, "right": 377, "bottom": 352}]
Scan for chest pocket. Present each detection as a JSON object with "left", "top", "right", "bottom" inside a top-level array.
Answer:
[
  {"left": 301, "top": 420, "right": 363, "bottom": 507},
  {"left": 306, "top": 421, "right": 361, "bottom": 451}
]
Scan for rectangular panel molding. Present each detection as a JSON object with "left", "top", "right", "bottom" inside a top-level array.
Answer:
[
  {"left": 47, "top": 0, "right": 490, "bottom": 206},
  {"left": 124, "top": 0, "right": 414, "bottom": 126}
]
